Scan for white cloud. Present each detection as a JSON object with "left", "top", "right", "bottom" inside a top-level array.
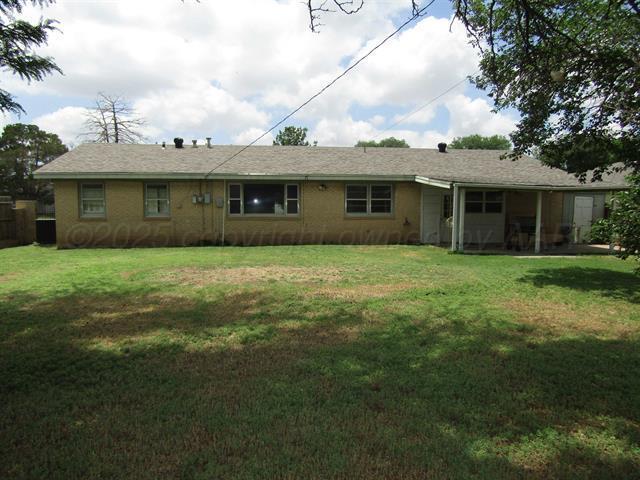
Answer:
[
  {"left": 133, "top": 81, "right": 271, "bottom": 142},
  {"left": 3, "top": 1, "right": 518, "bottom": 147},
  {"left": 232, "top": 127, "right": 274, "bottom": 146},
  {"left": 32, "top": 106, "right": 89, "bottom": 145},
  {"left": 445, "top": 94, "right": 517, "bottom": 138},
  {"left": 369, "top": 114, "right": 385, "bottom": 127}
]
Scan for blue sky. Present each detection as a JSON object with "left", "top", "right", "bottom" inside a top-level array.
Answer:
[{"left": 1, "top": 0, "right": 518, "bottom": 148}]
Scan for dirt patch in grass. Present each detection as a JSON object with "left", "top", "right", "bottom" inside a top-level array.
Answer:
[
  {"left": 308, "top": 282, "right": 418, "bottom": 300},
  {"left": 0, "top": 272, "right": 20, "bottom": 283},
  {"left": 159, "top": 266, "right": 343, "bottom": 286},
  {"left": 500, "top": 297, "right": 638, "bottom": 337}
]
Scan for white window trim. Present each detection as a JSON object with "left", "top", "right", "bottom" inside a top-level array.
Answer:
[
  {"left": 285, "top": 183, "right": 299, "bottom": 216},
  {"left": 228, "top": 183, "right": 300, "bottom": 217},
  {"left": 345, "top": 184, "right": 393, "bottom": 216},
  {"left": 144, "top": 182, "right": 170, "bottom": 218},
  {"left": 79, "top": 182, "right": 106, "bottom": 218},
  {"left": 228, "top": 183, "right": 243, "bottom": 216}
]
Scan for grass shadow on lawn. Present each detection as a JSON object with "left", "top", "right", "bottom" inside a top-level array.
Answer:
[
  {"left": 519, "top": 266, "right": 640, "bottom": 303},
  {"left": 1, "top": 285, "right": 639, "bottom": 479}
]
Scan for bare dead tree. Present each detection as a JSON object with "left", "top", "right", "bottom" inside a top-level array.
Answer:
[
  {"left": 307, "top": 0, "right": 364, "bottom": 32},
  {"left": 306, "top": 1, "right": 430, "bottom": 31},
  {"left": 82, "top": 93, "right": 146, "bottom": 144}
]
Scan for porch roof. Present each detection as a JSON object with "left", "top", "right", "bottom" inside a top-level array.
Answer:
[{"left": 35, "top": 143, "right": 628, "bottom": 190}]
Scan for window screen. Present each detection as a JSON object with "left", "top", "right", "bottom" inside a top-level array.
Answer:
[
  {"left": 346, "top": 184, "right": 392, "bottom": 215},
  {"left": 145, "top": 183, "right": 170, "bottom": 217},
  {"left": 80, "top": 183, "right": 105, "bottom": 217}
]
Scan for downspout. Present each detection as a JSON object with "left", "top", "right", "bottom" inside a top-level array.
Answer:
[
  {"left": 451, "top": 184, "right": 459, "bottom": 252},
  {"left": 222, "top": 179, "right": 226, "bottom": 246},
  {"left": 210, "top": 179, "right": 215, "bottom": 246},
  {"left": 199, "top": 180, "right": 205, "bottom": 243}
]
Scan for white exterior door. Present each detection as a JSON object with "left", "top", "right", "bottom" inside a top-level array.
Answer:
[
  {"left": 573, "top": 196, "right": 594, "bottom": 243},
  {"left": 422, "top": 187, "right": 442, "bottom": 244}
]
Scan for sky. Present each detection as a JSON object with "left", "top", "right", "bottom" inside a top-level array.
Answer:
[{"left": 0, "top": 0, "right": 518, "bottom": 148}]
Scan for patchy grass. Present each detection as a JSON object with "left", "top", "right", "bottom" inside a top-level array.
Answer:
[{"left": 0, "top": 245, "right": 639, "bottom": 479}]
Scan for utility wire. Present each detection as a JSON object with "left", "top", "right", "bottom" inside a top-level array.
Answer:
[
  {"left": 204, "top": 0, "right": 435, "bottom": 178},
  {"left": 371, "top": 70, "right": 477, "bottom": 140}
]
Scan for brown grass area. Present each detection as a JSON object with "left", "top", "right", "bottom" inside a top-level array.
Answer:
[
  {"left": 501, "top": 297, "right": 638, "bottom": 337},
  {"left": 308, "top": 282, "right": 418, "bottom": 300},
  {"left": 0, "top": 272, "right": 20, "bottom": 283},
  {"left": 158, "top": 266, "right": 343, "bottom": 286}
]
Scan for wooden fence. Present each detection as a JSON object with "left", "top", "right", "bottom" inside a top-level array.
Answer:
[
  {"left": 0, "top": 200, "right": 16, "bottom": 243},
  {"left": 0, "top": 199, "right": 37, "bottom": 247}
]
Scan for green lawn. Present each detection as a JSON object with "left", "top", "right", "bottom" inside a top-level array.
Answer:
[{"left": 1, "top": 245, "right": 639, "bottom": 479}]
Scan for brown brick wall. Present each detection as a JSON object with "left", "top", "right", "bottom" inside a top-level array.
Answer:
[{"left": 54, "top": 179, "right": 421, "bottom": 247}]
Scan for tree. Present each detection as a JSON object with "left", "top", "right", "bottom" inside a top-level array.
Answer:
[
  {"left": 450, "top": 134, "right": 511, "bottom": 150},
  {"left": 307, "top": 0, "right": 640, "bottom": 267},
  {"left": 0, "top": 123, "right": 67, "bottom": 199},
  {"left": 82, "top": 93, "right": 146, "bottom": 144},
  {"left": 0, "top": 0, "right": 61, "bottom": 115},
  {"left": 355, "top": 137, "right": 410, "bottom": 148},
  {"left": 591, "top": 175, "right": 640, "bottom": 271},
  {"left": 306, "top": 1, "right": 639, "bottom": 176},
  {"left": 273, "top": 126, "right": 310, "bottom": 146}
]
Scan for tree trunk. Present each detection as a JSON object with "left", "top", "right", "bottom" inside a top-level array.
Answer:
[{"left": 111, "top": 103, "right": 119, "bottom": 144}]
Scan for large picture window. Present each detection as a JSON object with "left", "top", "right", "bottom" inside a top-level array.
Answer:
[
  {"left": 465, "top": 191, "right": 503, "bottom": 214},
  {"left": 228, "top": 183, "right": 299, "bottom": 216},
  {"left": 80, "top": 183, "right": 105, "bottom": 218},
  {"left": 345, "top": 184, "right": 393, "bottom": 215},
  {"left": 145, "top": 183, "right": 170, "bottom": 217}
]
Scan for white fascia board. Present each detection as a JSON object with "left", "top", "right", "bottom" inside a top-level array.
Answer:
[
  {"left": 414, "top": 176, "right": 452, "bottom": 189},
  {"left": 35, "top": 172, "right": 417, "bottom": 182},
  {"left": 452, "top": 181, "right": 627, "bottom": 191}
]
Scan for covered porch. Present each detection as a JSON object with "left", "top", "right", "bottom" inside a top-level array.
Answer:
[{"left": 418, "top": 179, "right": 608, "bottom": 254}]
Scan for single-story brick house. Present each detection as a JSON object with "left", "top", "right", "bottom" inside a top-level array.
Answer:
[{"left": 34, "top": 142, "right": 628, "bottom": 251}]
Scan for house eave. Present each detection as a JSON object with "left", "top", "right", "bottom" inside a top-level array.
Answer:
[
  {"left": 451, "top": 181, "right": 626, "bottom": 191},
  {"left": 33, "top": 172, "right": 627, "bottom": 190},
  {"left": 34, "top": 172, "right": 418, "bottom": 182}
]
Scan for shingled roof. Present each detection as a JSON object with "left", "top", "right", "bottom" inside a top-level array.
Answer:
[{"left": 35, "top": 143, "right": 628, "bottom": 189}]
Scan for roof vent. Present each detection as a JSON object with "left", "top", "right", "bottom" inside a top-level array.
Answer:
[
  {"left": 173, "top": 137, "right": 184, "bottom": 149},
  {"left": 192, "top": 139, "right": 198, "bottom": 148},
  {"left": 437, "top": 142, "right": 447, "bottom": 153},
  {"left": 161, "top": 141, "right": 166, "bottom": 149},
  {"left": 206, "top": 137, "right": 212, "bottom": 148}
]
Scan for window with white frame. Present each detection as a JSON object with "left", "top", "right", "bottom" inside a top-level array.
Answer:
[
  {"left": 79, "top": 183, "right": 105, "bottom": 217},
  {"left": 465, "top": 191, "right": 503, "bottom": 214},
  {"left": 228, "top": 183, "right": 299, "bottom": 216},
  {"left": 345, "top": 184, "right": 393, "bottom": 215},
  {"left": 145, "top": 183, "right": 170, "bottom": 217}
]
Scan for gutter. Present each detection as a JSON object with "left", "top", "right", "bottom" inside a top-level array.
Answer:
[
  {"left": 33, "top": 172, "right": 418, "bottom": 182},
  {"left": 33, "top": 171, "right": 628, "bottom": 191},
  {"left": 449, "top": 181, "right": 626, "bottom": 191}
]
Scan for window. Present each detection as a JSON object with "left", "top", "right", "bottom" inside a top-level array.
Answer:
[
  {"left": 229, "top": 184, "right": 242, "bottom": 214},
  {"left": 465, "top": 191, "right": 503, "bottom": 214},
  {"left": 145, "top": 183, "right": 170, "bottom": 217},
  {"left": 228, "top": 183, "right": 299, "bottom": 216},
  {"left": 80, "top": 183, "right": 105, "bottom": 217},
  {"left": 345, "top": 184, "right": 393, "bottom": 215},
  {"left": 443, "top": 194, "right": 453, "bottom": 218},
  {"left": 286, "top": 184, "right": 299, "bottom": 214}
]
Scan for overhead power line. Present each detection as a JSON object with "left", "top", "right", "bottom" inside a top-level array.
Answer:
[
  {"left": 372, "top": 70, "right": 478, "bottom": 139},
  {"left": 205, "top": 0, "right": 436, "bottom": 177}
]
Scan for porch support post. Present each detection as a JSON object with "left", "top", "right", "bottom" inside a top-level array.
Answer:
[
  {"left": 535, "top": 190, "right": 542, "bottom": 253},
  {"left": 451, "top": 184, "right": 459, "bottom": 251},
  {"left": 458, "top": 188, "right": 466, "bottom": 252}
]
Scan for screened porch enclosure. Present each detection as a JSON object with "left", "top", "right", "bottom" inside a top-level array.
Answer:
[{"left": 421, "top": 185, "right": 577, "bottom": 253}]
